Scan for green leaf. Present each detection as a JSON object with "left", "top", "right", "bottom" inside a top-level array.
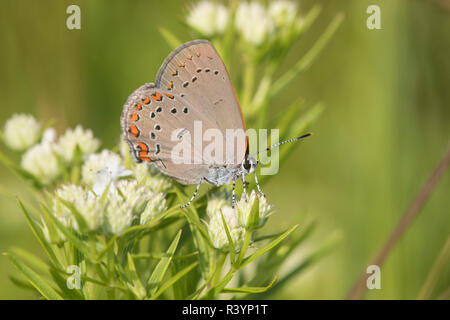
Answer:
[
  {"left": 241, "top": 224, "right": 299, "bottom": 268},
  {"left": 39, "top": 203, "right": 63, "bottom": 244},
  {"left": 57, "top": 197, "right": 89, "bottom": 234},
  {"left": 159, "top": 26, "right": 182, "bottom": 49},
  {"left": 9, "top": 247, "right": 49, "bottom": 274},
  {"left": 150, "top": 261, "right": 199, "bottom": 300},
  {"left": 41, "top": 203, "right": 93, "bottom": 259},
  {"left": 258, "top": 231, "right": 340, "bottom": 299},
  {"left": 236, "top": 197, "right": 260, "bottom": 266},
  {"left": 48, "top": 268, "right": 85, "bottom": 300},
  {"left": 5, "top": 253, "right": 63, "bottom": 300},
  {"left": 126, "top": 253, "right": 146, "bottom": 299},
  {"left": 271, "top": 13, "right": 345, "bottom": 98},
  {"left": 133, "top": 251, "right": 198, "bottom": 260},
  {"left": 223, "top": 275, "right": 278, "bottom": 294},
  {"left": 246, "top": 194, "right": 260, "bottom": 230},
  {"left": 220, "top": 209, "right": 235, "bottom": 264},
  {"left": 17, "top": 199, "right": 61, "bottom": 269},
  {"left": 147, "top": 230, "right": 182, "bottom": 296}
]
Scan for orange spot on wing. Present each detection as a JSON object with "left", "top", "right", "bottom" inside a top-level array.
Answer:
[
  {"left": 178, "top": 62, "right": 185, "bottom": 67},
  {"left": 166, "top": 81, "right": 173, "bottom": 90},
  {"left": 134, "top": 104, "right": 142, "bottom": 111},
  {"left": 142, "top": 98, "right": 151, "bottom": 105},
  {"left": 164, "top": 93, "right": 174, "bottom": 99},
  {"left": 172, "top": 69, "right": 178, "bottom": 76},
  {"left": 140, "top": 156, "right": 151, "bottom": 162},
  {"left": 129, "top": 125, "right": 140, "bottom": 137},
  {"left": 152, "top": 92, "right": 162, "bottom": 101},
  {"left": 130, "top": 112, "right": 139, "bottom": 122},
  {"left": 137, "top": 142, "right": 148, "bottom": 152}
]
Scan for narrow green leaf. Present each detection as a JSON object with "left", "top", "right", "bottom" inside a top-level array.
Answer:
[
  {"left": 271, "top": 13, "right": 344, "bottom": 97},
  {"left": 147, "top": 230, "right": 182, "bottom": 296},
  {"left": 126, "top": 253, "right": 147, "bottom": 299},
  {"left": 48, "top": 268, "right": 85, "bottom": 300},
  {"left": 5, "top": 253, "right": 63, "bottom": 300},
  {"left": 39, "top": 204, "right": 62, "bottom": 244},
  {"left": 57, "top": 197, "right": 89, "bottom": 234},
  {"left": 41, "top": 203, "right": 93, "bottom": 259},
  {"left": 220, "top": 210, "right": 235, "bottom": 264},
  {"left": 133, "top": 251, "right": 198, "bottom": 260},
  {"left": 223, "top": 275, "right": 278, "bottom": 294},
  {"left": 9, "top": 247, "right": 49, "bottom": 274},
  {"left": 246, "top": 195, "right": 260, "bottom": 230},
  {"left": 16, "top": 200, "right": 61, "bottom": 269},
  {"left": 417, "top": 236, "right": 450, "bottom": 299},
  {"left": 150, "top": 261, "right": 199, "bottom": 300},
  {"left": 241, "top": 224, "right": 299, "bottom": 268}
]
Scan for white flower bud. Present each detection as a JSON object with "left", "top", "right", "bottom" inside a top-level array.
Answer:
[
  {"left": 56, "top": 125, "right": 100, "bottom": 163},
  {"left": 268, "top": 1, "right": 298, "bottom": 27},
  {"left": 82, "top": 150, "right": 132, "bottom": 188},
  {"left": 187, "top": 1, "right": 230, "bottom": 36},
  {"left": 21, "top": 142, "right": 60, "bottom": 184},
  {"left": 3, "top": 114, "right": 41, "bottom": 151},
  {"left": 54, "top": 184, "right": 104, "bottom": 231},
  {"left": 235, "top": 1, "right": 274, "bottom": 46},
  {"left": 133, "top": 163, "right": 172, "bottom": 194},
  {"left": 236, "top": 190, "right": 274, "bottom": 228},
  {"left": 206, "top": 191, "right": 244, "bottom": 250},
  {"left": 140, "top": 192, "right": 167, "bottom": 225}
]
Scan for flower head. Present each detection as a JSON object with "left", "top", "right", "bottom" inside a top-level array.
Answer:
[
  {"left": 133, "top": 163, "right": 172, "bottom": 194},
  {"left": 187, "top": 1, "right": 229, "bottom": 36},
  {"left": 3, "top": 114, "right": 41, "bottom": 151},
  {"left": 105, "top": 180, "right": 151, "bottom": 234},
  {"left": 41, "top": 128, "right": 57, "bottom": 144},
  {"left": 56, "top": 125, "right": 100, "bottom": 163},
  {"left": 54, "top": 184, "right": 104, "bottom": 231},
  {"left": 236, "top": 190, "right": 274, "bottom": 228},
  {"left": 268, "top": 1, "right": 298, "bottom": 27},
  {"left": 21, "top": 142, "right": 60, "bottom": 184},
  {"left": 82, "top": 150, "right": 132, "bottom": 191},
  {"left": 206, "top": 190, "right": 244, "bottom": 250},
  {"left": 207, "top": 205, "right": 244, "bottom": 250},
  {"left": 140, "top": 192, "right": 167, "bottom": 225},
  {"left": 236, "top": 1, "right": 274, "bottom": 46}
]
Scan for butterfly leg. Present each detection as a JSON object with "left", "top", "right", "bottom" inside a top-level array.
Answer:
[
  {"left": 181, "top": 180, "right": 202, "bottom": 209},
  {"left": 231, "top": 180, "right": 237, "bottom": 209},
  {"left": 254, "top": 171, "right": 266, "bottom": 198},
  {"left": 242, "top": 173, "right": 248, "bottom": 202}
]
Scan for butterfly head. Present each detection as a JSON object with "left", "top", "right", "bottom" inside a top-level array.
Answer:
[{"left": 241, "top": 155, "right": 258, "bottom": 175}]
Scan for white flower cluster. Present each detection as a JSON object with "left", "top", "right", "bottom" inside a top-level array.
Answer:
[
  {"left": 56, "top": 125, "right": 100, "bottom": 163},
  {"left": 205, "top": 189, "right": 274, "bottom": 250},
  {"left": 2, "top": 114, "right": 102, "bottom": 185},
  {"left": 2, "top": 114, "right": 42, "bottom": 151},
  {"left": 186, "top": 1, "right": 229, "bottom": 36},
  {"left": 186, "top": 1, "right": 301, "bottom": 46},
  {"left": 54, "top": 178, "right": 168, "bottom": 235}
]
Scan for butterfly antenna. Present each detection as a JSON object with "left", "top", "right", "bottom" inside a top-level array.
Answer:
[{"left": 250, "top": 132, "right": 313, "bottom": 158}]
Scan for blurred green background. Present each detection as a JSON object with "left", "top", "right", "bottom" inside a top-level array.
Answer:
[{"left": 0, "top": 0, "right": 449, "bottom": 299}]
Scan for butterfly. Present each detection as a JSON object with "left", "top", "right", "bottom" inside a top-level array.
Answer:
[{"left": 121, "top": 40, "right": 311, "bottom": 208}]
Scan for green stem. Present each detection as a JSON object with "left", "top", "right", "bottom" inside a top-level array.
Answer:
[
  {"left": 271, "top": 13, "right": 344, "bottom": 98},
  {"left": 241, "top": 63, "right": 255, "bottom": 109}
]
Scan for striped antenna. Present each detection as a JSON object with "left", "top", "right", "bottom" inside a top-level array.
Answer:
[{"left": 250, "top": 132, "right": 313, "bottom": 157}]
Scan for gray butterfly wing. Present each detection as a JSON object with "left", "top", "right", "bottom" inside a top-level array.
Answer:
[
  {"left": 121, "top": 83, "right": 212, "bottom": 185},
  {"left": 121, "top": 40, "right": 248, "bottom": 185},
  {"left": 155, "top": 40, "right": 248, "bottom": 166}
]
